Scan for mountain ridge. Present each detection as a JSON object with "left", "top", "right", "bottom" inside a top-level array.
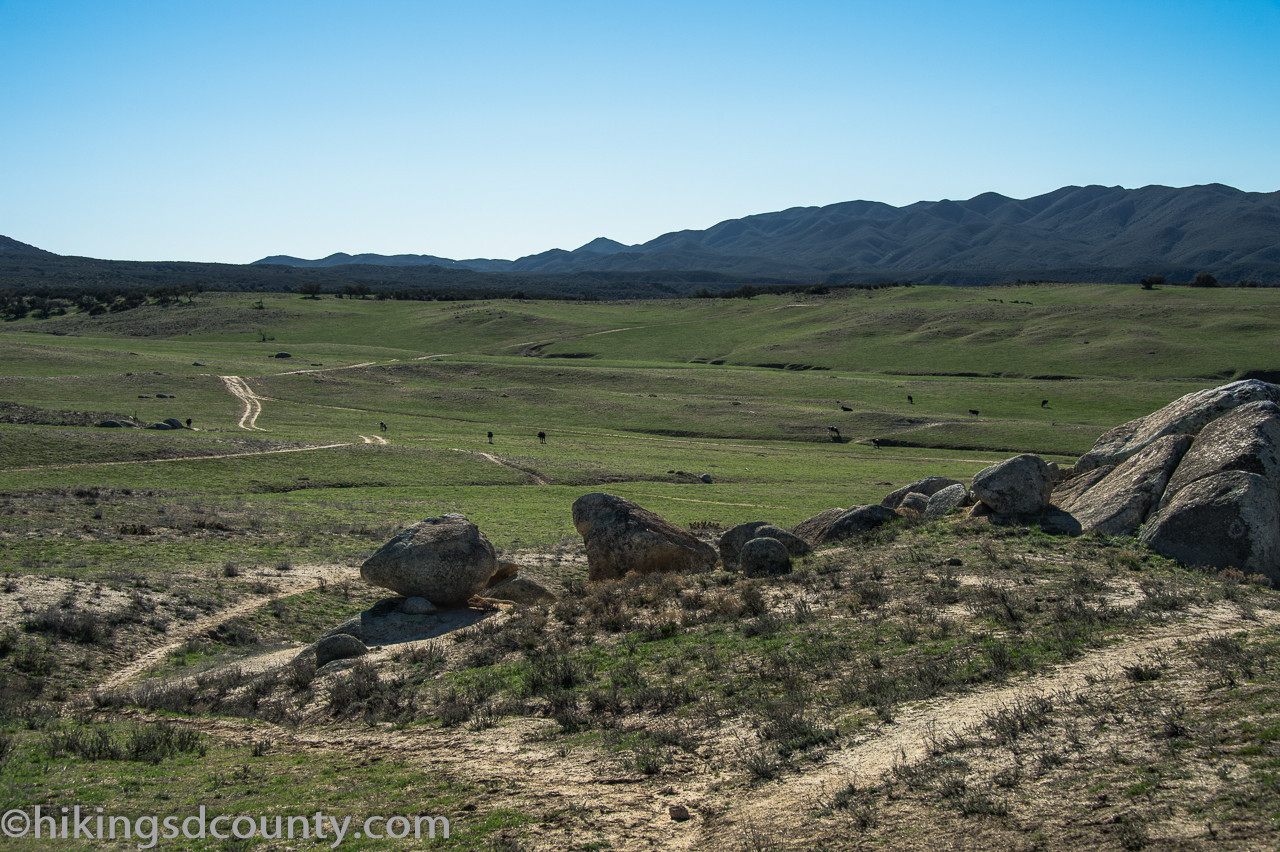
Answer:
[{"left": 248, "top": 183, "right": 1280, "bottom": 280}]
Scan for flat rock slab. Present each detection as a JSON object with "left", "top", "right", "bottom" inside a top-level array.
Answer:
[{"left": 322, "top": 597, "right": 492, "bottom": 646}]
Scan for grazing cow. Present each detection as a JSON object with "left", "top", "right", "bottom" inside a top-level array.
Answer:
[
  {"left": 185, "top": 418, "right": 192, "bottom": 428},
  {"left": 1041, "top": 399, "right": 1048, "bottom": 408},
  {"left": 841, "top": 405, "right": 852, "bottom": 412},
  {"left": 907, "top": 395, "right": 914, "bottom": 404},
  {"left": 969, "top": 409, "right": 979, "bottom": 416},
  {"left": 487, "top": 431, "right": 493, "bottom": 444},
  {"left": 827, "top": 426, "right": 841, "bottom": 443},
  {"left": 872, "top": 438, "right": 881, "bottom": 449},
  {"left": 538, "top": 431, "right": 546, "bottom": 443},
  {"left": 379, "top": 421, "right": 387, "bottom": 431}
]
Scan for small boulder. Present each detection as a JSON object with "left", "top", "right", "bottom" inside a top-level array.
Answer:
[
  {"left": 274, "top": 352, "right": 292, "bottom": 359},
  {"left": 719, "top": 522, "right": 810, "bottom": 569},
  {"left": 753, "top": 524, "right": 812, "bottom": 559},
  {"left": 96, "top": 419, "right": 124, "bottom": 428},
  {"left": 898, "top": 492, "right": 930, "bottom": 514},
  {"left": 163, "top": 417, "right": 184, "bottom": 429},
  {"left": 360, "top": 514, "right": 498, "bottom": 605},
  {"left": 970, "top": 454, "right": 1056, "bottom": 517},
  {"left": 813, "top": 504, "right": 898, "bottom": 544},
  {"left": 1076, "top": 379, "right": 1280, "bottom": 472},
  {"left": 924, "top": 483, "right": 970, "bottom": 517},
  {"left": 485, "top": 575, "right": 557, "bottom": 605},
  {"left": 699, "top": 473, "right": 713, "bottom": 484},
  {"left": 571, "top": 493, "right": 717, "bottom": 582},
  {"left": 315, "top": 633, "right": 368, "bottom": 667},
  {"left": 1138, "top": 470, "right": 1280, "bottom": 583},
  {"left": 882, "top": 477, "right": 964, "bottom": 509},
  {"left": 145, "top": 422, "right": 172, "bottom": 430},
  {"left": 739, "top": 537, "right": 791, "bottom": 577},
  {"left": 400, "top": 596, "right": 437, "bottom": 615},
  {"left": 718, "top": 521, "right": 773, "bottom": 568}
]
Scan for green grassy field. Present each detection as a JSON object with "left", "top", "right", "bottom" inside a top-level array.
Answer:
[
  {"left": 5, "top": 282, "right": 1276, "bottom": 564},
  {"left": 3, "top": 283, "right": 1280, "bottom": 850}
]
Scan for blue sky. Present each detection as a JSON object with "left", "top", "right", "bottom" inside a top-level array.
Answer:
[{"left": 3, "top": 0, "right": 1278, "bottom": 263}]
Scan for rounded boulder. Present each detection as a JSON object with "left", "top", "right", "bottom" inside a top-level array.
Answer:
[{"left": 360, "top": 514, "right": 498, "bottom": 605}]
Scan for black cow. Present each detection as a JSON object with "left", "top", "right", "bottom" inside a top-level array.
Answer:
[{"left": 538, "top": 431, "right": 546, "bottom": 443}]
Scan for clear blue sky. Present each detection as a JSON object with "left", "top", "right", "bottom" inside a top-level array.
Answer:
[{"left": 3, "top": 0, "right": 1278, "bottom": 263}]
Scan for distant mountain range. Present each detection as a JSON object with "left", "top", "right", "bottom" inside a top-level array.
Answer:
[
  {"left": 4, "top": 184, "right": 1278, "bottom": 299},
  {"left": 254, "top": 184, "right": 1280, "bottom": 283}
]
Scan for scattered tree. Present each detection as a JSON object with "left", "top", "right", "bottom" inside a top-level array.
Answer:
[
  {"left": 1192, "top": 272, "right": 1219, "bottom": 288},
  {"left": 1140, "top": 275, "right": 1165, "bottom": 290}
]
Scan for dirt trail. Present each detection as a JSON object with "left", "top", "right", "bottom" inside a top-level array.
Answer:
[
  {"left": 454, "top": 448, "right": 550, "bottom": 485},
  {"left": 359, "top": 434, "right": 388, "bottom": 445},
  {"left": 220, "top": 375, "right": 267, "bottom": 431},
  {"left": 91, "top": 563, "right": 350, "bottom": 696},
  {"left": 709, "top": 602, "right": 1280, "bottom": 846}
]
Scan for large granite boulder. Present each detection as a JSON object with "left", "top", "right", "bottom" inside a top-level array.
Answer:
[
  {"left": 1159, "top": 400, "right": 1280, "bottom": 509},
  {"left": 360, "top": 514, "right": 498, "bottom": 605},
  {"left": 812, "top": 504, "right": 898, "bottom": 544},
  {"left": 1076, "top": 379, "right": 1280, "bottom": 472},
  {"left": 1059, "top": 434, "right": 1193, "bottom": 536},
  {"left": 571, "top": 493, "right": 717, "bottom": 582},
  {"left": 882, "top": 477, "right": 965, "bottom": 509},
  {"left": 1139, "top": 471, "right": 1280, "bottom": 583},
  {"left": 970, "top": 454, "right": 1057, "bottom": 517}
]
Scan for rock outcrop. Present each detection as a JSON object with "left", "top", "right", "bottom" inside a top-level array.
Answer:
[
  {"left": 1075, "top": 379, "right": 1280, "bottom": 472},
  {"left": 1138, "top": 471, "right": 1280, "bottom": 580},
  {"left": 572, "top": 493, "right": 717, "bottom": 582},
  {"left": 1158, "top": 401, "right": 1280, "bottom": 508},
  {"left": 360, "top": 514, "right": 498, "bottom": 605},
  {"left": 1056, "top": 434, "right": 1192, "bottom": 536}
]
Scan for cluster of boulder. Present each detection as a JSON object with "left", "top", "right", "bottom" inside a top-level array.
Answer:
[{"left": 317, "top": 379, "right": 1279, "bottom": 667}]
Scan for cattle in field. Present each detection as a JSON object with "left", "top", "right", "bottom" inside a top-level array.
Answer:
[
  {"left": 538, "top": 431, "right": 546, "bottom": 443},
  {"left": 969, "top": 409, "right": 979, "bottom": 416}
]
